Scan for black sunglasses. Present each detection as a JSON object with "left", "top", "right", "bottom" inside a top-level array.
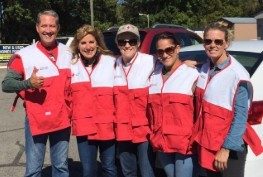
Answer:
[
  {"left": 204, "top": 39, "right": 224, "bottom": 46},
  {"left": 156, "top": 46, "right": 176, "bottom": 56},
  {"left": 117, "top": 39, "right": 138, "bottom": 46}
]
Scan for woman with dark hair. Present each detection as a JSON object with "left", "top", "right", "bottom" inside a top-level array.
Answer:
[
  {"left": 70, "top": 24, "right": 117, "bottom": 177},
  {"left": 147, "top": 32, "right": 199, "bottom": 177}
]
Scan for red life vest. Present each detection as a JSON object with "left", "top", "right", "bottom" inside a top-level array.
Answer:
[
  {"left": 148, "top": 62, "right": 199, "bottom": 154},
  {"left": 17, "top": 43, "right": 72, "bottom": 135},
  {"left": 193, "top": 56, "right": 263, "bottom": 171},
  {"left": 114, "top": 52, "right": 155, "bottom": 143},
  {"left": 87, "top": 54, "right": 116, "bottom": 140},
  {"left": 70, "top": 58, "right": 96, "bottom": 136}
]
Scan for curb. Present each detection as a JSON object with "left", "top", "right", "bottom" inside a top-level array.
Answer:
[{"left": 0, "top": 66, "right": 7, "bottom": 69}]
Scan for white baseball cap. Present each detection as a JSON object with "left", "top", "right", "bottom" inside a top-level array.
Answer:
[{"left": 116, "top": 24, "right": 140, "bottom": 40}]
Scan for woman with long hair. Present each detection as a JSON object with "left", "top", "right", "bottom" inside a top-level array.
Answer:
[{"left": 70, "top": 24, "right": 117, "bottom": 177}]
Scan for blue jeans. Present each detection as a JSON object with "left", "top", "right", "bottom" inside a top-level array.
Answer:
[
  {"left": 158, "top": 151, "right": 198, "bottom": 177},
  {"left": 77, "top": 137, "right": 117, "bottom": 177},
  {"left": 118, "top": 141, "right": 155, "bottom": 177},
  {"left": 24, "top": 118, "right": 70, "bottom": 177}
]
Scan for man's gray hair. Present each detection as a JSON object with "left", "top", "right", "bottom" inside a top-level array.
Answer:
[{"left": 36, "top": 10, "right": 59, "bottom": 25}]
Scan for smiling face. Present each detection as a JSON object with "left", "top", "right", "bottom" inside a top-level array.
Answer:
[
  {"left": 78, "top": 34, "right": 98, "bottom": 60},
  {"left": 203, "top": 29, "right": 229, "bottom": 64},
  {"left": 36, "top": 14, "right": 59, "bottom": 48},
  {"left": 117, "top": 32, "right": 140, "bottom": 63},
  {"left": 156, "top": 38, "right": 180, "bottom": 70}
]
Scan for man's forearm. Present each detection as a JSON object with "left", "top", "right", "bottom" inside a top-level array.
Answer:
[{"left": 2, "top": 69, "right": 32, "bottom": 93}]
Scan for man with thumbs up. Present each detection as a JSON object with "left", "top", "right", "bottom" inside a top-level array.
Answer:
[{"left": 2, "top": 10, "right": 72, "bottom": 177}]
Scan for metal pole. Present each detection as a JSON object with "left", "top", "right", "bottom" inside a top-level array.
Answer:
[
  {"left": 0, "top": 1, "right": 3, "bottom": 42},
  {"left": 139, "top": 13, "right": 149, "bottom": 28},
  {"left": 147, "top": 14, "right": 149, "bottom": 28},
  {"left": 90, "top": 0, "right": 94, "bottom": 27}
]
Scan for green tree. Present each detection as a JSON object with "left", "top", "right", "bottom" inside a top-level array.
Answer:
[
  {"left": 2, "top": 0, "right": 50, "bottom": 43},
  {"left": 2, "top": 0, "right": 118, "bottom": 43},
  {"left": 1, "top": 0, "right": 262, "bottom": 43},
  {"left": 120, "top": 0, "right": 263, "bottom": 29}
]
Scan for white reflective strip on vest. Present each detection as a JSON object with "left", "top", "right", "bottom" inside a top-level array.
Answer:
[
  {"left": 71, "top": 59, "right": 90, "bottom": 83},
  {"left": 149, "top": 63, "right": 199, "bottom": 95},
  {"left": 90, "top": 54, "right": 115, "bottom": 87},
  {"left": 196, "top": 61, "right": 210, "bottom": 90},
  {"left": 17, "top": 43, "right": 71, "bottom": 79},
  {"left": 114, "top": 52, "right": 155, "bottom": 89},
  {"left": 204, "top": 56, "right": 252, "bottom": 110}
]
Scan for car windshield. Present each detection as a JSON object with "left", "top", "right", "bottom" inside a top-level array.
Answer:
[
  {"left": 180, "top": 50, "right": 263, "bottom": 76},
  {"left": 56, "top": 38, "right": 69, "bottom": 45},
  {"left": 103, "top": 31, "right": 119, "bottom": 55}
]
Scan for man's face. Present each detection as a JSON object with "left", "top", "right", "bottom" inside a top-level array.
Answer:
[
  {"left": 117, "top": 32, "right": 140, "bottom": 62},
  {"left": 36, "top": 15, "right": 59, "bottom": 47}
]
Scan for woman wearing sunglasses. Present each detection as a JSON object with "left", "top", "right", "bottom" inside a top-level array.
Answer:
[
  {"left": 191, "top": 22, "right": 263, "bottom": 177},
  {"left": 147, "top": 32, "right": 199, "bottom": 177},
  {"left": 70, "top": 24, "right": 117, "bottom": 177},
  {"left": 114, "top": 24, "right": 156, "bottom": 177}
]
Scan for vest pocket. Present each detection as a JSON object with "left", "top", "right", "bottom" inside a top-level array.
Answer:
[
  {"left": 198, "top": 105, "right": 232, "bottom": 151},
  {"left": 27, "top": 102, "right": 69, "bottom": 133},
  {"left": 166, "top": 96, "right": 193, "bottom": 128},
  {"left": 114, "top": 88, "right": 131, "bottom": 123},
  {"left": 197, "top": 128, "right": 223, "bottom": 151},
  {"left": 130, "top": 91, "right": 149, "bottom": 126},
  {"left": 71, "top": 117, "right": 96, "bottom": 136},
  {"left": 162, "top": 126, "right": 191, "bottom": 153},
  {"left": 202, "top": 105, "right": 231, "bottom": 132},
  {"left": 94, "top": 89, "right": 115, "bottom": 123},
  {"left": 71, "top": 84, "right": 93, "bottom": 119},
  {"left": 95, "top": 91, "right": 114, "bottom": 110}
]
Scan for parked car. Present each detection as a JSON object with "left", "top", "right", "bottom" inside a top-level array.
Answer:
[
  {"left": 56, "top": 36, "right": 74, "bottom": 47},
  {"left": 180, "top": 40, "right": 263, "bottom": 177},
  {"left": 103, "top": 25, "right": 203, "bottom": 55},
  {"left": 56, "top": 25, "right": 203, "bottom": 56}
]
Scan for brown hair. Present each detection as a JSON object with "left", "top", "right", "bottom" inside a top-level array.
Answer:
[
  {"left": 203, "top": 22, "right": 233, "bottom": 43},
  {"left": 155, "top": 32, "right": 181, "bottom": 46},
  {"left": 70, "top": 24, "right": 112, "bottom": 59}
]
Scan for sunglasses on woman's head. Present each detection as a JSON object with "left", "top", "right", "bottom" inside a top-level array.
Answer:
[
  {"left": 156, "top": 46, "right": 176, "bottom": 56},
  {"left": 117, "top": 39, "right": 138, "bottom": 46},
  {"left": 204, "top": 39, "right": 224, "bottom": 46}
]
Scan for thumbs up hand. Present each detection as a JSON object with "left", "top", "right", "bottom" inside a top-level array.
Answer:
[{"left": 29, "top": 67, "right": 44, "bottom": 89}]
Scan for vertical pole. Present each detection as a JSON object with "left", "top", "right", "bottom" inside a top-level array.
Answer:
[
  {"left": 0, "top": 1, "right": 3, "bottom": 42},
  {"left": 90, "top": 0, "right": 94, "bottom": 27},
  {"left": 147, "top": 14, "right": 149, "bottom": 28}
]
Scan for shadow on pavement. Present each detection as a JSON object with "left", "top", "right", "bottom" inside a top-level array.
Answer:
[
  {"left": 41, "top": 158, "right": 166, "bottom": 177},
  {"left": 42, "top": 158, "right": 82, "bottom": 177}
]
